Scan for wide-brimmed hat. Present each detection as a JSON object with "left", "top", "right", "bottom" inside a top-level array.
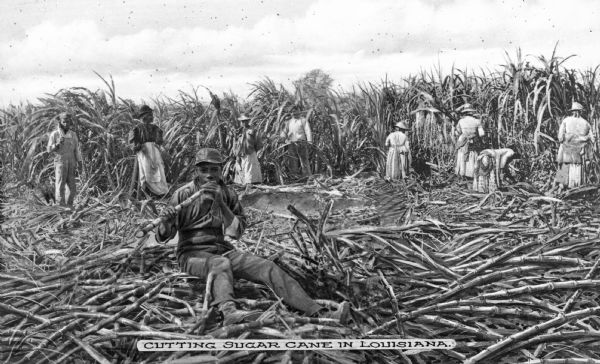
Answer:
[
  {"left": 195, "top": 148, "right": 225, "bottom": 166},
  {"left": 411, "top": 106, "right": 440, "bottom": 114},
  {"left": 460, "top": 103, "right": 476, "bottom": 114},
  {"left": 237, "top": 114, "right": 251, "bottom": 122},
  {"left": 570, "top": 102, "right": 584, "bottom": 112},
  {"left": 58, "top": 112, "right": 73, "bottom": 123},
  {"left": 137, "top": 105, "right": 153, "bottom": 118},
  {"left": 394, "top": 121, "right": 409, "bottom": 130}
]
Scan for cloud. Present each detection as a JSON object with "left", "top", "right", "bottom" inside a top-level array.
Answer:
[{"left": 0, "top": 0, "right": 599, "bottom": 105}]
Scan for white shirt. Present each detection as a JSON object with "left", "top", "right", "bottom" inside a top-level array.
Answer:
[
  {"left": 282, "top": 117, "right": 312, "bottom": 143},
  {"left": 558, "top": 116, "right": 593, "bottom": 143},
  {"left": 47, "top": 128, "right": 82, "bottom": 161},
  {"left": 385, "top": 131, "right": 409, "bottom": 153}
]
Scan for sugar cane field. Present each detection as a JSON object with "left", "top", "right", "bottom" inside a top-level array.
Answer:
[{"left": 2, "top": 50, "right": 600, "bottom": 364}]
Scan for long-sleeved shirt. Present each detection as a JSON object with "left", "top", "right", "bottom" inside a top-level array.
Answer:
[
  {"left": 557, "top": 116, "right": 594, "bottom": 164},
  {"left": 47, "top": 128, "right": 82, "bottom": 162},
  {"left": 558, "top": 116, "right": 593, "bottom": 143},
  {"left": 456, "top": 116, "right": 485, "bottom": 139},
  {"left": 479, "top": 148, "right": 515, "bottom": 170},
  {"left": 129, "top": 123, "right": 163, "bottom": 150},
  {"left": 385, "top": 131, "right": 410, "bottom": 153},
  {"left": 156, "top": 180, "right": 246, "bottom": 258},
  {"left": 281, "top": 117, "right": 312, "bottom": 143},
  {"left": 456, "top": 116, "right": 485, "bottom": 152},
  {"left": 236, "top": 129, "right": 262, "bottom": 156}
]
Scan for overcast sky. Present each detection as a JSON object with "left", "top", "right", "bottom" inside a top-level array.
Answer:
[{"left": 1, "top": 0, "right": 599, "bottom": 106}]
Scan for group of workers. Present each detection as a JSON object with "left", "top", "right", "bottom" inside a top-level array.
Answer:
[
  {"left": 43, "top": 100, "right": 594, "bottom": 326},
  {"left": 384, "top": 101, "right": 595, "bottom": 194},
  {"left": 46, "top": 104, "right": 315, "bottom": 206},
  {"left": 46, "top": 100, "right": 596, "bottom": 206},
  {"left": 45, "top": 104, "right": 345, "bottom": 326}
]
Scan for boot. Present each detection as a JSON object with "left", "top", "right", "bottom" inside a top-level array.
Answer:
[
  {"left": 319, "top": 301, "right": 351, "bottom": 324},
  {"left": 219, "top": 301, "right": 262, "bottom": 326}
]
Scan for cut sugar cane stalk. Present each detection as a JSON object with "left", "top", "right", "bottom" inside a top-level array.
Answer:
[{"left": 136, "top": 189, "right": 205, "bottom": 237}]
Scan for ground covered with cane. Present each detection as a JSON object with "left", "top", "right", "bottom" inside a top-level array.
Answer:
[
  {"left": 2, "top": 173, "right": 600, "bottom": 363},
  {"left": 2, "top": 50, "right": 600, "bottom": 363}
]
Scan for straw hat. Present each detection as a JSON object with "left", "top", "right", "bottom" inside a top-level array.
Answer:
[
  {"left": 394, "top": 121, "right": 409, "bottom": 130},
  {"left": 570, "top": 102, "right": 584, "bottom": 112},
  {"left": 411, "top": 106, "right": 440, "bottom": 114},
  {"left": 237, "top": 113, "right": 251, "bottom": 122},
  {"left": 136, "top": 105, "right": 153, "bottom": 118},
  {"left": 460, "top": 103, "right": 476, "bottom": 114}
]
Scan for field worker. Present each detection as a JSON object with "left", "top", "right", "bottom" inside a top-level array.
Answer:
[
  {"left": 234, "top": 114, "right": 263, "bottom": 185},
  {"left": 473, "top": 147, "right": 521, "bottom": 193},
  {"left": 156, "top": 148, "right": 350, "bottom": 326},
  {"left": 385, "top": 121, "right": 412, "bottom": 180},
  {"left": 280, "top": 105, "right": 313, "bottom": 178},
  {"left": 554, "top": 102, "right": 595, "bottom": 191},
  {"left": 129, "top": 105, "right": 169, "bottom": 197},
  {"left": 455, "top": 104, "right": 485, "bottom": 179},
  {"left": 46, "top": 112, "right": 82, "bottom": 207},
  {"left": 555, "top": 102, "right": 595, "bottom": 192}
]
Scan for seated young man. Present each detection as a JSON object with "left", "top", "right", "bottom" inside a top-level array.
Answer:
[{"left": 156, "top": 148, "right": 349, "bottom": 325}]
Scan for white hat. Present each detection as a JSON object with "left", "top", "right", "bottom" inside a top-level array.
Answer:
[
  {"left": 570, "top": 102, "right": 584, "bottom": 112},
  {"left": 237, "top": 113, "right": 251, "bottom": 122},
  {"left": 394, "top": 121, "right": 409, "bottom": 130},
  {"left": 460, "top": 103, "right": 476, "bottom": 114}
]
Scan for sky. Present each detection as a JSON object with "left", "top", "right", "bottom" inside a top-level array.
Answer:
[{"left": 1, "top": 0, "right": 599, "bottom": 106}]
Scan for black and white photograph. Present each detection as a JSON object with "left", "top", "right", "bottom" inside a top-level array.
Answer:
[{"left": 1, "top": 0, "right": 600, "bottom": 363}]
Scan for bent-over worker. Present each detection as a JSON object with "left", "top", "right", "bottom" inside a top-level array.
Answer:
[{"left": 473, "top": 147, "right": 520, "bottom": 193}]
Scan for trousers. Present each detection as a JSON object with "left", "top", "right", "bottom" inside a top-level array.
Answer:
[
  {"left": 55, "top": 156, "right": 77, "bottom": 206},
  {"left": 178, "top": 249, "right": 322, "bottom": 315},
  {"left": 288, "top": 142, "right": 311, "bottom": 177}
]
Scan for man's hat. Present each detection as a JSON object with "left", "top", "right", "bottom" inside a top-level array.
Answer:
[
  {"left": 570, "top": 102, "right": 584, "bottom": 112},
  {"left": 58, "top": 112, "right": 73, "bottom": 122},
  {"left": 460, "top": 103, "right": 476, "bottom": 114},
  {"left": 195, "top": 148, "right": 225, "bottom": 165},
  {"left": 394, "top": 121, "right": 409, "bottom": 130},
  {"left": 137, "top": 105, "right": 153, "bottom": 118},
  {"left": 237, "top": 113, "right": 251, "bottom": 122}
]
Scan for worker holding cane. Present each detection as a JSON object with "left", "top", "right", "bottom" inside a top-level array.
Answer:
[{"left": 154, "top": 148, "right": 350, "bottom": 326}]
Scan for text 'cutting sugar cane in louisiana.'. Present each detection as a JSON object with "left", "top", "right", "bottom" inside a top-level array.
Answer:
[{"left": 138, "top": 339, "right": 456, "bottom": 351}]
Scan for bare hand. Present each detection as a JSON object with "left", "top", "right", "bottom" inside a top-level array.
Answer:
[
  {"left": 55, "top": 137, "right": 65, "bottom": 149},
  {"left": 201, "top": 182, "right": 225, "bottom": 206},
  {"left": 161, "top": 206, "right": 177, "bottom": 221}
]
